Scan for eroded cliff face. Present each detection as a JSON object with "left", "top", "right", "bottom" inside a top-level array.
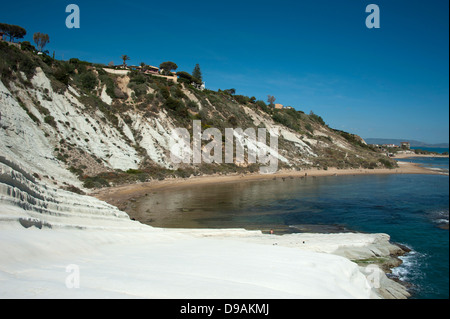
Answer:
[
  {"left": 0, "top": 157, "right": 141, "bottom": 230},
  {"left": 0, "top": 48, "right": 409, "bottom": 299},
  {"left": 0, "top": 47, "right": 393, "bottom": 192}
]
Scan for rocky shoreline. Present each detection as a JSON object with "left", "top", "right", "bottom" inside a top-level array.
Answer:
[
  {"left": 0, "top": 157, "right": 412, "bottom": 299},
  {"left": 90, "top": 164, "right": 441, "bottom": 300},
  {"left": 159, "top": 228, "right": 412, "bottom": 299}
]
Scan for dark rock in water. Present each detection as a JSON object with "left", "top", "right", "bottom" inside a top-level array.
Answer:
[
  {"left": 377, "top": 256, "right": 404, "bottom": 273},
  {"left": 429, "top": 210, "right": 449, "bottom": 230},
  {"left": 289, "top": 224, "right": 353, "bottom": 234},
  {"left": 394, "top": 242, "right": 412, "bottom": 254}
]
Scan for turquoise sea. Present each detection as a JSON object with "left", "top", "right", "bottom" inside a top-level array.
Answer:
[
  {"left": 411, "top": 146, "right": 449, "bottom": 154},
  {"left": 137, "top": 157, "right": 449, "bottom": 299}
]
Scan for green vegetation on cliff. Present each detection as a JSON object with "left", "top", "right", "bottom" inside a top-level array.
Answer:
[{"left": 0, "top": 41, "right": 398, "bottom": 189}]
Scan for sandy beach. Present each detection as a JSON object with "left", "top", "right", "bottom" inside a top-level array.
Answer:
[{"left": 93, "top": 161, "right": 443, "bottom": 208}]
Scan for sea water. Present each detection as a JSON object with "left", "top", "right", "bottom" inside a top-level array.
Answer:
[
  {"left": 411, "top": 146, "right": 449, "bottom": 154},
  {"left": 137, "top": 157, "right": 449, "bottom": 299}
]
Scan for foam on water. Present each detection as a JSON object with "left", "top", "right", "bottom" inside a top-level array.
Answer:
[
  {"left": 132, "top": 157, "right": 449, "bottom": 298},
  {"left": 392, "top": 250, "right": 422, "bottom": 282}
]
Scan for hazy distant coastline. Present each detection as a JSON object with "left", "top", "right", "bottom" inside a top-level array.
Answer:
[{"left": 364, "top": 138, "right": 449, "bottom": 149}]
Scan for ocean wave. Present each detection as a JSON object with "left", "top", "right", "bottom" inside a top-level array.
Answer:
[
  {"left": 392, "top": 249, "right": 425, "bottom": 284},
  {"left": 427, "top": 167, "right": 449, "bottom": 175}
]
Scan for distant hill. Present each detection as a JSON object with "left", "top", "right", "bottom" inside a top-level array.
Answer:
[{"left": 364, "top": 138, "right": 449, "bottom": 148}]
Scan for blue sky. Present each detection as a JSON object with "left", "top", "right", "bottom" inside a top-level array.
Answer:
[{"left": 1, "top": 0, "right": 448, "bottom": 143}]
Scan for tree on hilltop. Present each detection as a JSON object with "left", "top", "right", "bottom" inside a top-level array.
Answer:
[
  {"left": 177, "top": 71, "right": 202, "bottom": 85},
  {"left": 33, "top": 32, "right": 50, "bottom": 52},
  {"left": 192, "top": 63, "right": 202, "bottom": 82},
  {"left": 121, "top": 55, "right": 130, "bottom": 68},
  {"left": 159, "top": 61, "right": 178, "bottom": 75},
  {"left": 20, "top": 41, "right": 36, "bottom": 52},
  {"left": 140, "top": 62, "right": 149, "bottom": 71},
  {"left": 0, "top": 23, "right": 26, "bottom": 42},
  {"left": 267, "top": 95, "right": 276, "bottom": 107},
  {"left": 177, "top": 71, "right": 193, "bottom": 81},
  {"left": 223, "top": 88, "right": 236, "bottom": 95}
]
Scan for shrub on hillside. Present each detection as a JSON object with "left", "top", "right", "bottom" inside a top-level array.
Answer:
[
  {"left": 0, "top": 42, "right": 38, "bottom": 80},
  {"left": 255, "top": 100, "right": 269, "bottom": 113},
  {"left": 272, "top": 111, "right": 300, "bottom": 131},
  {"left": 53, "top": 66, "right": 70, "bottom": 86},
  {"left": 128, "top": 82, "right": 147, "bottom": 97},
  {"left": 83, "top": 176, "right": 110, "bottom": 189},
  {"left": 20, "top": 41, "right": 36, "bottom": 52},
  {"left": 44, "top": 115, "right": 57, "bottom": 128},
  {"left": 309, "top": 111, "right": 326, "bottom": 126},
  {"left": 160, "top": 86, "right": 170, "bottom": 100},
  {"left": 129, "top": 71, "right": 147, "bottom": 84},
  {"left": 99, "top": 74, "right": 117, "bottom": 98},
  {"left": 379, "top": 158, "right": 397, "bottom": 169},
  {"left": 234, "top": 95, "right": 250, "bottom": 104},
  {"left": 80, "top": 71, "right": 97, "bottom": 91},
  {"left": 165, "top": 97, "right": 182, "bottom": 110}
]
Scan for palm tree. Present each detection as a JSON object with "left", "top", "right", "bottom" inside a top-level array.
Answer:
[{"left": 121, "top": 55, "right": 130, "bottom": 68}]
